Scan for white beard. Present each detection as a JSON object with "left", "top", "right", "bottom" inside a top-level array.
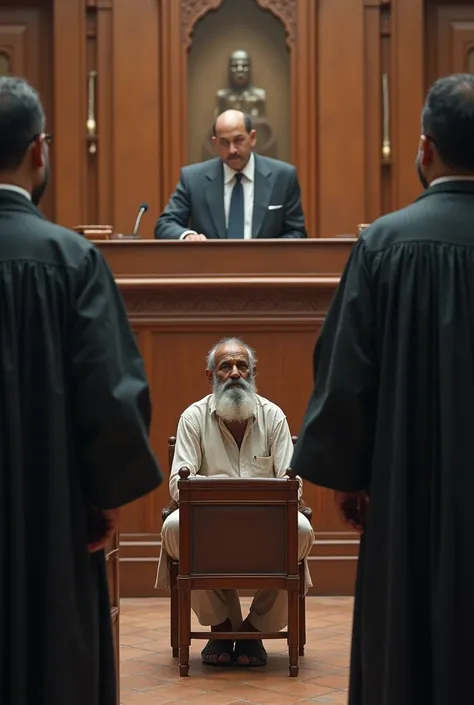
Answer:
[{"left": 213, "top": 378, "right": 257, "bottom": 423}]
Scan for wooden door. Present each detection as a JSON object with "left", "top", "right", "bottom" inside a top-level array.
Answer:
[
  {"left": 426, "top": 2, "right": 474, "bottom": 83},
  {"left": 0, "top": 4, "right": 54, "bottom": 221}
]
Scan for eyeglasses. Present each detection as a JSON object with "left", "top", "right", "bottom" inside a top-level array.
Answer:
[
  {"left": 424, "top": 134, "right": 436, "bottom": 146},
  {"left": 28, "top": 132, "right": 53, "bottom": 146}
]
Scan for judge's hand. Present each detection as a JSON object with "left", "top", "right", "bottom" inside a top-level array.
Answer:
[
  {"left": 183, "top": 233, "right": 207, "bottom": 241},
  {"left": 334, "top": 491, "right": 368, "bottom": 534},
  {"left": 88, "top": 508, "right": 120, "bottom": 553}
]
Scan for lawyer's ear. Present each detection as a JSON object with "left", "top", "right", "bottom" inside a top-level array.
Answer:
[
  {"left": 419, "top": 134, "right": 435, "bottom": 167},
  {"left": 30, "top": 135, "right": 46, "bottom": 170},
  {"left": 205, "top": 369, "right": 212, "bottom": 384}
]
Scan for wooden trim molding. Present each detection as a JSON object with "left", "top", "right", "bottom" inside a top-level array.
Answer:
[{"left": 159, "top": 0, "right": 318, "bottom": 236}]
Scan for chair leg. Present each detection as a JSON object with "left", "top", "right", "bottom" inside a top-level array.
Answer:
[
  {"left": 170, "top": 562, "right": 179, "bottom": 658},
  {"left": 298, "top": 561, "right": 306, "bottom": 656},
  {"left": 178, "top": 577, "right": 191, "bottom": 676},
  {"left": 287, "top": 588, "right": 299, "bottom": 677},
  {"left": 299, "top": 595, "right": 306, "bottom": 656}
]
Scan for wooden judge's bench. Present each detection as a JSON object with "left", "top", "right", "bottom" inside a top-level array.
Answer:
[{"left": 91, "top": 237, "right": 363, "bottom": 602}]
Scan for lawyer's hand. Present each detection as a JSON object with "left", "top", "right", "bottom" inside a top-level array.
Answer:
[
  {"left": 334, "top": 491, "right": 368, "bottom": 534},
  {"left": 88, "top": 508, "right": 120, "bottom": 552},
  {"left": 183, "top": 233, "right": 207, "bottom": 241}
]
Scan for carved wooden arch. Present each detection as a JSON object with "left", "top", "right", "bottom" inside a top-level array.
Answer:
[{"left": 182, "top": 0, "right": 296, "bottom": 50}]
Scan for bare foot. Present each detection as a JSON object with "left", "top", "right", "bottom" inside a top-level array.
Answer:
[
  {"left": 235, "top": 617, "right": 267, "bottom": 666},
  {"left": 201, "top": 618, "right": 234, "bottom": 665}
]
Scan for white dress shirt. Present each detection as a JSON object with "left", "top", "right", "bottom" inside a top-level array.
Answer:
[
  {"left": 0, "top": 184, "right": 31, "bottom": 201},
  {"left": 430, "top": 176, "right": 474, "bottom": 186},
  {"left": 169, "top": 391, "right": 302, "bottom": 502},
  {"left": 181, "top": 152, "right": 255, "bottom": 240}
]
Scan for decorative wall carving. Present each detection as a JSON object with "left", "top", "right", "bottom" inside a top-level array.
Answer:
[
  {"left": 181, "top": 0, "right": 223, "bottom": 48},
  {"left": 256, "top": 0, "right": 297, "bottom": 48},
  {"left": 181, "top": 0, "right": 297, "bottom": 49},
  {"left": 121, "top": 285, "right": 335, "bottom": 319}
]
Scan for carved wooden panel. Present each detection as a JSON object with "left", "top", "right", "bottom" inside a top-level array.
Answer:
[
  {"left": 121, "top": 285, "right": 335, "bottom": 321},
  {"left": 182, "top": 0, "right": 223, "bottom": 48},
  {"left": 0, "top": 22, "right": 27, "bottom": 76},
  {"left": 0, "top": 7, "right": 54, "bottom": 222},
  {"left": 434, "top": 5, "right": 474, "bottom": 76},
  {"left": 256, "top": 0, "right": 296, "bottom": 48}
]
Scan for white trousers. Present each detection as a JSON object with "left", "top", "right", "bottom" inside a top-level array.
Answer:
[{"left": 155, "top": 510, "right": 314, "bottom": 633}]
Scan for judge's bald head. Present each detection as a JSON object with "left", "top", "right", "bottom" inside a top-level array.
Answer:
[
  {"left": 417, "top": 74, "right": 474, "bottom": 188},
  {"left": 212, "top": 110, "right": 256, "bottom": 170},
  {"left": 0, "top": 77, "right": 50, "bottom": 205}
]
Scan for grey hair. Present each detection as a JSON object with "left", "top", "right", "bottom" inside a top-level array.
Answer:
[
  {"left": 0, "top": 77, "right": 45, "bottom": 171},
  {"left": 206, "top": 337, "right": 257, "bottom": 373}
]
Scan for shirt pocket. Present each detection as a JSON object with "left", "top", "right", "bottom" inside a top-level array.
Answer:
[{"left": 251, "top": 455, "right": 275, "bottom": 478}]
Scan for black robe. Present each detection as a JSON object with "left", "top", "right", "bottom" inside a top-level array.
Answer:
[
  {"left": 0, "top": 190, "right": 162, "bottom": 705},
  {"left": 292, "top": 180, "right": 474, "bottom": 705}
]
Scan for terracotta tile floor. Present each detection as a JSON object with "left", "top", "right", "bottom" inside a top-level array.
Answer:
[{"left": 120, "top": 596, "right": 352, "bottom": 704}]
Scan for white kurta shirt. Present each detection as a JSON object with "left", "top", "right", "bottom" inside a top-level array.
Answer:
[{"left": 169, "top": 392, "right": 302, "bottom": 501}]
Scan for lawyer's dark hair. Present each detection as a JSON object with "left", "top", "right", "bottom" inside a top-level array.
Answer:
[
  {"left": 212, "top": 112, "right": 252, "bottom": 137},
  {"left": 422, "top": 74, "right": 474, "bottom": 172},
  {"left": 0, "top": 77, "right": 45, "bottom": 171}
]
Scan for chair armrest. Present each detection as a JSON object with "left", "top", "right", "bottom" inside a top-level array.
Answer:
[{"left": 162, "top": 499, "right": 179, "bottom": 524}]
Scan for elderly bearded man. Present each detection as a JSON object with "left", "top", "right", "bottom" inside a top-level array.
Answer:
[{"left": 155, "top": 337, "right": 314, "bottom": 667}]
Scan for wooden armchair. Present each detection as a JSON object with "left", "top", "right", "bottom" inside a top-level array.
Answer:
[
  {"left": 177, "top": 468, "right": 301, "bottom": 676},
  {"left": 161, "top": 435, "right": 312, "bottom": 667}
]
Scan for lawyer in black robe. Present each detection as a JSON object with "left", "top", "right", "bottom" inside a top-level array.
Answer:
[
  {"left": 292, "top": 176, "right": 474, "bottom": 705},
  {"left": 0, "top": 190, "right": 162, "bottom": 705}
]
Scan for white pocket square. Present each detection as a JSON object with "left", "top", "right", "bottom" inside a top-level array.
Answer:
[{"left": 268, "top": 204, "right": 283, "bottom": 210}]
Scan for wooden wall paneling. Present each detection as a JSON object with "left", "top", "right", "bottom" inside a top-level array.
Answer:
[
  {"left": 318, "top": 0, "right": 365, "bottom": 237},
  {"left": 159, "top": 0, "right": 318, "bottom": 237},
  {"left": 112, "top": 0, "right": 160, "bottom": 237},
  {"left": 159, "top": 0, "right": 186, "bottom": 213},
  {"left": 96, "top": 0, "right": 113, "bottom": 226},
  {"left": 53, "top": 0, "right": 87, "bottom": 228},
  {"left": 292, "top": 0, "right": 318, "bottom": 238},
  {"left": 0, "top": 4, "right": 54, "bottom": 222},
  {"left": 86, "top": 2, "right": 98, "bottom": 224},
  {"left": 380, "top": 1, "right": 393, "bottom": 215},
  {"left": 430, "top": 4, "right": 474, "bottom": 78},
  {"left": 425, "top": 1, "right": 439, "bottom": 89},
  {"left": 364, "top": 0, "right": 383, "bottom": 222},
  {"left": 390, "top": 0, "right": 424, "bottom": 211}
]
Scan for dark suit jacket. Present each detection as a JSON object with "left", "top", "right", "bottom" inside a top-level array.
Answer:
[{"left": 154, "top": 153, "right": 307, "bottom": 239}]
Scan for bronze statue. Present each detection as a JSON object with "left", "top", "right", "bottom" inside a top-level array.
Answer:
[{"left": 203, "top": 50, "right": 277, "bottom": 159}]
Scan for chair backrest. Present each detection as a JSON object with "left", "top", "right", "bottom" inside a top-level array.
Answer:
[{"left": 177, "top": 467, "right": 299, "bottom": 584}]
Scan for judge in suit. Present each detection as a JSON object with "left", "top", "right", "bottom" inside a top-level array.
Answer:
[{"left": 154, "top": 110, "right": 307, "bottom": 240}]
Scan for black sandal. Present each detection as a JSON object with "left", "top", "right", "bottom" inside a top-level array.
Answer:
[
  {"left": 201, "top": 639, "right": 234, "bottom": 666},
  {"left": 234, "top": 638, "right": 268, "bottom": 666}
]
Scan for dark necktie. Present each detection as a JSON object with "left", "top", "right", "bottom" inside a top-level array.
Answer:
[{"left": 227, "top": 172, "right": 244, "bottom": 239}]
